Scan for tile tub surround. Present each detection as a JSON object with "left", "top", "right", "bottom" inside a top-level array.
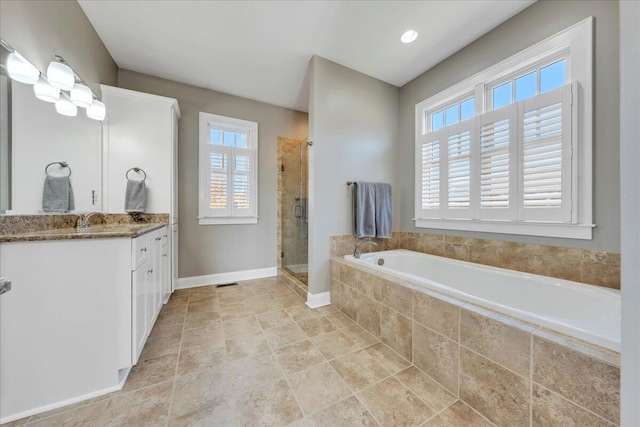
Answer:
[
  {"left": 3, "top": 276, "right": 505, "bottom": 427},
  {"left": 330, "top": 232, "right": 621, "bottom": 289},
  {"left": 331, "top": 257, "right": 621, "bottom": 426}
]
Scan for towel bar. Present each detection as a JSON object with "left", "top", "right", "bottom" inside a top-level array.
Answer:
[
  {"left": 126, "top": 167, "right": 147, "bottom": 181},
  {"left": 45, "top": 161, "right": 71, "bottom": 177}
]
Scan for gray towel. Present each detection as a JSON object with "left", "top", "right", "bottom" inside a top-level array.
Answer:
[
  {"left": 125, "top": 179, "right": 146, "bottom": 213},
  {"left": 42, "top": 176, "right": 74, "bottom": 212},
  {"left": 375, "top": 183, "right": 392, "bottom": 239},
  {"left": 353, "top": 182, "right": 376, "bottom": 238}
]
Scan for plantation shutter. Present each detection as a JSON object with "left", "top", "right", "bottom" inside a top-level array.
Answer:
[
  {"left": 479, "top": 106, "right": 517, "bottom": 220},
  {"left": 519, "top": 84, "right": 572, "bottom": 222},
  {"left": 207, "top": 145, "right": 229, "bottom": 217},
  {"left": 416, "top": 131, "right": 443, "bottom": 218},
  {"left": 231, "top": 147, "right": 254, "bottom": 217},
  {"left": 444, "top": 120, "right": 474, "bottom": 218}
]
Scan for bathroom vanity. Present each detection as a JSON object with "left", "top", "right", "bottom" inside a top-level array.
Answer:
[{"left": 0, "top": 221, "right": 169, "bottom": 421}]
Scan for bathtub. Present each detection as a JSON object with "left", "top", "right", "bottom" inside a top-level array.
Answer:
[{"left": 344, "top": 249, "right": 620, "bottom": 352}]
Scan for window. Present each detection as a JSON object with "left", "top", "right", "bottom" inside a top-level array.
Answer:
[
  {"left": 199, "top": 112, "right": 258, "bottom": 225},
  {"left": 414, "top": 18, "right": 593, "bottom": 239}
]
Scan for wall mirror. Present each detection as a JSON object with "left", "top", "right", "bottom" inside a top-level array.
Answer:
[{"left": 0, "top": 44, "right": 103, "bottom": 214}]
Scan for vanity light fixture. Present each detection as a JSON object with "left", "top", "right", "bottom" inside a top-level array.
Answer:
[
  {"left": 47, "top": 61, "right": 75, "bottom": 91},
  {"left": 55, "top": 94, "right": 78, "bottom": 117},
  {"left": 33, "top": 76, "right": 61, "bottom": 103},
  {"left": 401, "top": 29, "right": 418, "bottom": 44},
  {"left": 6, "top": 51, "right": 40, "bottom": 85},
  {"left": 86, "top": 99, "right": 106, "bottom": 121},
  {"left": 70, "top": 83, "right": 93, "bottom": 108}
]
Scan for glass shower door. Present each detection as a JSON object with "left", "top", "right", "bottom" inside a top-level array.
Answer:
[{"left": 281, "top": 141, "right": 308, "bottom": 285}]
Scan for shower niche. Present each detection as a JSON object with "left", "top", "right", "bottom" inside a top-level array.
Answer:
[{"left": 278, "top": 137, "right": 309, "bottom": 286}]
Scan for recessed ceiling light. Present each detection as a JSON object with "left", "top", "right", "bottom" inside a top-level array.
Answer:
[{"left": 401, "top": 30, "right": 418, "bottom": 44}]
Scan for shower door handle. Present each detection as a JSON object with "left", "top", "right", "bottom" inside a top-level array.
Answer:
[{"left": 292, "top": 204, "right": 304, "bottom": 219}]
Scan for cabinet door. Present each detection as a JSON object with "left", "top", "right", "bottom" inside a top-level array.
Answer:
[
  {"left": 152, "top": 232, "right": 163, "bottom": 315},
  {"left": 161, "top": 243, "right": 170, "bottom": 304},
  {"left": 132, "top": 260, "right": 149, "bottom": 364},
  {"left": 171, "top": 224, "right": 178, "bottom": 291}
]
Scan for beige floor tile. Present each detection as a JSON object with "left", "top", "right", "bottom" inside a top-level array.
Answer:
[
  {"left": 186, "top": 300, "right": 217, "bottom": 315},
  {"left": 324, "top": 312, "right": 357, "bottom": 329},
  {"left": 27, "top": 400, "right": 109, "bottom": 426},
  {"left": 158, "top": 304, "right": 188, "bottom": 321},
  {"left": 183, "top": 311, "right": 221, "bottom": 331},
  {"left": 395, "top": 366, "right": 456, "bottom": 412},
  {"left": 0, "top": 419, "right": 29, "bottom": 427},
  {"left": 277, "top": 294, "right": 306, "bottom": 308},
  {"left": 187, "top": 292, "right": 217, "bottom": 304},
  {"left": 235, "top": 378, "right": 303, "bottom": 427},
  {"left": 149, "top": 316, "right": 184, "bottom": 338},
  {"left": 123, "top": 353, "right": 178, "bottom": 392},
  {"left": 169, "top": 366, "right": 231, "bottom": 420},
  {"left": 177, "top": 341, "right": 226, "bottom": 376},
  {"left": 304, "top": 396, "right": 380, "bottom": 426},
  {"left": 139, "top": 332, "right": 182, "bottom": 362},
  {"left": 225, "top": 330, "right": 270, "bottom": 361},
  {"left": 258, "top": 309, "right": 294, "bottom": 329},
  {"left": 229, "top": 351, "right": 284, "bottom": 396},
  {"left": 181, "top": 322, "right": 225, "bottom": 350},
  {"left": 274, "top": 340, "right": 326, "bottom": 375},
  {"left": 219, "top": 303, "right": 254, "bottom": 319},
  {"left": 437, "top": 401, "right": 494, "bottom": 427},
  {"left": 286, "top": 305, "right": 323, "bottom": 321},
  {"left": 297, "top": 317, "right": 338, "bottom": 338},
  {"left": 251, "top": 298, "right": 285, "bottom": 315},
  {"left": 311, "top": 330, "right": 360, "bottom": 360},
  {"left": 364, "top": 342, "right": 411, "bottom": 374},
  {"left": 423, "top": 415, "right": 451, "bottom": 426},
  {"left": 288, "top": 363, "right": 352, "bottom": 416},
  {"left": 316, "top": 305, "right": 339, "bottom": 315},
  {"left": 358, "top": 377, "right": 434, "bottom": 427},
  {"left": 330, "top": 350, "right": 389, "bottom": 392},
  {"left": 26, "top": 393, "right": 112, "bottom": 424},
  {"left": 99, "top": 381, "right": 173, "bottom": 427},
  {"left": 342, "top": 324, "right": 380, "bottom": 348},
  {"left": 222, "top": 315, "right": 263, "bottom": 338},
  {"left": 164, "top": 293, "right": 189, "bottom": 308},
  {"left": 264, "top": 322, "right": 308, "bottom": 348},
  {"left": 168, "top": 404, "right": 236, "bottom": 427}
]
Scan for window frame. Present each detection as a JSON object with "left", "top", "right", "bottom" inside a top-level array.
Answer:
[
  {"left": 414, "top": 17, "right": 593, "bottom": 240},
  {"left": 198, "top": 112, "right": 259, "bottom": 225}
]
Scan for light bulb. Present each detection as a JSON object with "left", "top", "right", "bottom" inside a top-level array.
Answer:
[
  {"left": 70, "top": 84, "right": 93, "bottom": 108},
  {"left": 47, "top": 61, "right": 75, "bottom": 91},
  {"left": 33, "top": 76, "right": 60, "bottom": 103},
  {"left": 55, "top": 96, "right": 78, "bottom": 117},
  {"left": 6, "top": 52, "right": 40, "bottom": 84},
  {"left": 401, "top": 30, "right": 418, "bottom": 44},
  {"left": 86, "top": 100, "right": 106, "bottom": 121}
]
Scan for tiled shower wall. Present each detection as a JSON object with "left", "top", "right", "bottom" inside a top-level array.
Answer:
[{"left": 330, "top": 232, "right": 620, "bottom": 289}]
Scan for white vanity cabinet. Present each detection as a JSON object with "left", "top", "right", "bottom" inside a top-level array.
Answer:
[{"left": 131, "top": 226, "right": 168, "bottom": 364}]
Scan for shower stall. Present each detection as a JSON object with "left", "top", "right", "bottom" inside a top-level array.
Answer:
[{"left": 279, "top": 139, "right": 309, "bottom": 285}]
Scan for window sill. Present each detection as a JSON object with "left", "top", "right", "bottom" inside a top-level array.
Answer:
[
  {"left": 414, "top": 218, "right": 594, "bottom": 240},
  {"left": 199, "top": 217, "right": 258, "bottom": 225}
]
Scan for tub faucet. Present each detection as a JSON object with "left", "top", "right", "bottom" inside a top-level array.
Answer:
[
  {"left": 78, "top": 211, "right": 107, "bottom": 229},
  {"left": 354, "top": 240, "right": 378, "bottom": 259}
]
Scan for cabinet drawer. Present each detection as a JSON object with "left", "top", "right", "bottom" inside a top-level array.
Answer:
[{"left": 132, "top": 235, "right": 150, "bottom": 270}]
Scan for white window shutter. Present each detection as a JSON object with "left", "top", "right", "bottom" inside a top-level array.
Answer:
[
  {"left": 207, "top": 145, "right": 230, "bottom": 217},
  {"left": 231, "top": 147, "right": 254, "bottom": 217},
  {"left": 416, "top": 132, "right": 443, "bottom": 218},
  {"left": 520, "top": 84, "right": 572, "bottom": 222},
  {"left": 444, "top": 121, "right": 474, "bottom": 218},
  {"left": 479, "top": 106, "right": 518, "bottom": 220}
]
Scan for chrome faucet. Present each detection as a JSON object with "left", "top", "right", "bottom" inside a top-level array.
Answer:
[
  {"left": 78, "top": 211, "right": 107, "bottom": 229},
  {"left": 354, "top": 240, "right": 378, "bottom": 259}
]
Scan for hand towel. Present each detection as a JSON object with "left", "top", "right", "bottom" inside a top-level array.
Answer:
[
  {"left": 353, "top": 182, "right": 376, "bottom": 238},
  {"left": 42, "top": 176, "right": 75, "bottom": 212},
  {"left": 375, "top": 183, "right": 392, "bottom": 239},
  {"left": 125, "top": 179, "right": 146, "bottom": 213}
]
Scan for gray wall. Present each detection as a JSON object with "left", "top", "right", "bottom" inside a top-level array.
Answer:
[
  {"left": 308, "top": 56, "right": 399, "bottom": 294},
  {"left": 620, "top": 0, "right": 640, "bottom": 423},
  {"left": 118, "top": 70, "right": 308, "bottom": 278},
  {"left": 0, "top": 0, "right": 118, "bottom": 95},
  {"left": 397, "top": 0, "right": 620, "bottom": 252}
]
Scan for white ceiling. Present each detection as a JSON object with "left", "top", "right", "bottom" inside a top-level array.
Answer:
[{"left": 79, "top": 0, "right": 534, "bottom": 112}]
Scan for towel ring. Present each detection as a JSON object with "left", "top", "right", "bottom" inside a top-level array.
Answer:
[
  {"left": 45, "top": 161, "right": 72, "bottom": 177},
  {"left": 126, "top": 167, "right": 147, "bottom": 181}
]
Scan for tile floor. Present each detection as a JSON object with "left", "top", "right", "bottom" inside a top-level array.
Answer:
[{"left": 3, "top": 277, "right": 496, "bottom": 427}]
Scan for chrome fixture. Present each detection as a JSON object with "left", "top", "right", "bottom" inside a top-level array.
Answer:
[
  {"left": 354, "top": 240, "right": 378, "bottom": 259},
  {"left": 0, "top": 278, "right": 12, "bottom": 296},
  {"left": 78, "top": 211, "right": 107, "bottom": 229}
]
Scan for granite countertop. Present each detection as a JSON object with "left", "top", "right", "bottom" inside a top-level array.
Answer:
[{"left": 0, "top": 222, "right": 168, "bottom": 243}]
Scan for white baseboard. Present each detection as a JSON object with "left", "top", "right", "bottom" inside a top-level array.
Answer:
[
  {"left": 0, "top": 372, "right": 128, "bottom": 424},
  {"left": 306, "top": 291, "right": 331, "bottom": 309},
  {"left": 176, "top": 267, "right": 278, "bottom": 290}
]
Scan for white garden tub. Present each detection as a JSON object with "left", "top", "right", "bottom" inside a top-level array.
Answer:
[{"left": 344, "top": 249, "right": 620, "bottom": 352}]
